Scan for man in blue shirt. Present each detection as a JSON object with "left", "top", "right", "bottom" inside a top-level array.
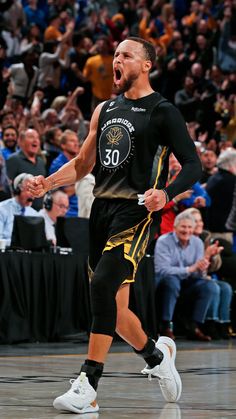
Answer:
[
  {"left": 154, "top": 211, "right": 218, "bottom": 341},
  {"left": 49, "top": 129, "right": 80, "bottom": 217},
  {"left": 0, "top": 172, "right": 38, "bottom": 245},
  {"left": 1, "top": 125, "right": 18, "bottom": 160}
]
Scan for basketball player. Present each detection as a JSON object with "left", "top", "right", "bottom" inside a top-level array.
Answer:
[{"left": 27, "top": 37, "right": 202, "bottom": 414}]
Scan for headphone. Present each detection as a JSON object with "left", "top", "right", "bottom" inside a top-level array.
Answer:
[
  {"left": 13, "top": 173, "right": 33, "bottom": 195},
  {"left": 43, "top": 191, "right": 53, "bottom": 210}
]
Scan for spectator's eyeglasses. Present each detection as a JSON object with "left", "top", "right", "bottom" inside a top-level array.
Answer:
[{"left": 54, "top": 202, "right": 69, "bottom": 210}]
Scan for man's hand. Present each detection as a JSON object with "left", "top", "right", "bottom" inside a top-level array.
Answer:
[
  {"left": 188, "top": 258, "right": 210, "bottom": 274},
  {"left": 144, "top": 188, "right": 167, "bottom": 212},
  {"left": 205, "top": 240, "right": 224, "bottom": 260},
  {"left": 27, "top": 175, "right": 50, "bottom": 198}
]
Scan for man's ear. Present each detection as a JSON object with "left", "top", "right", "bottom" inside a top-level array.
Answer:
[{"left": 143, "top": 60, "right": 152, "bottom": 73}]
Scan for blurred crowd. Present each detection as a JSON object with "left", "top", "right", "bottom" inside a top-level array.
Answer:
[{"left": 0, "top": 0, "right": 236, "bottom": 341}]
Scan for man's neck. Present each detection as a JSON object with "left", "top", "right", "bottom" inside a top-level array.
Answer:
[{"left": 22, "top": 150, "right": 37, "bottom": 163}]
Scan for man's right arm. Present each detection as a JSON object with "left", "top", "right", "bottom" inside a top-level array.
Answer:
[{"left": 28, "top": 103, "right": 104, "bottom": 197}]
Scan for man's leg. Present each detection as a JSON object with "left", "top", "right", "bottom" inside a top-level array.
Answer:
[
  {"left": 115, "top": 283, "right": 182, "bottom": 403},
  {"left": 116, "top": 284, "right": 147, "bottom": 350},
  {"left": 53, "top": 251, "right": 132, "bottom": 414}
]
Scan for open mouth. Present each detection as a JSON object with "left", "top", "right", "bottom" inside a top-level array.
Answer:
[{"left": 114, "top": 68, "right": 122, "bottom": 84}]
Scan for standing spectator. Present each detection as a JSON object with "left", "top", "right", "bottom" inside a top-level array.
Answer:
[
  {"left": 68, "top": 32, "right": 93, "bottom": 119},
  {"left": 23, "top": 0, "right": 47, "bottom": 32},
  {"left": 7, "top": 45, "right": 39, "bottom": 107},
  {"left": 217, "top": 7, "right": 236, "bottom": 73},
  {"left": 6, "top": 128, "right": 46, "bottom": 209},
  {"left": 0, "top": 36, "right": 8, "bottom": 110},
  {"left": 1, "top": 125, "right": 18, "bottom": 160},
  {"left": 1, "top": 0, "right": 26, "bottom": 59},
  {"left": 83, "top": 35, "right": 114, "bottom": 112},
  {"left": 44, "top": 9, "right": 74, "bottom": 43},
  {"left": 49, "top": 129, "right": 79, "bottom": 216},
  {"left": 174, "top": 75, "right": 200, "bottom": 122}
]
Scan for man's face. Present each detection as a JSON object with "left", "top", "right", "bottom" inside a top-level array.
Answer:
[
  {"left": 52, "top": 194, "right": 69, "bottom": 217},
  {"left": 3, "top": 128, "right": 17, "bottom": 149},
  {"left": 17, "top": 180, "right": 34, "bottom": 207},
  {"left": 62, "top": 133, "right": 79, "bottom": 157},
  {"left": 1, "top": 113, "right": 16, "bottom": 128},
  {"left": 113, "top": 40, "right": 150, "bottom": 94},
  {"left": 174, "top": 219, "right": 194, "bottom": 245},
  {"left": 20, "top": 129, "right": 40, "bottom": 156},
  {"left": 201, "top": 150, "right": 217, "bottom": 170}
]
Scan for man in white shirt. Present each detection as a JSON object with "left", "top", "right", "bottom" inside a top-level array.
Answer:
[
  {"left": 39, "top": 189, "right": 69, "bottom": 245},
  {"left": 0, "top": 172, "right": 38, "bottom": 245}
]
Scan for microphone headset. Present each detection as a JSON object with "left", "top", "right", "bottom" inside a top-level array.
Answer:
[{"left": 43, "top": 191, "right": 53, "bottom": 210}]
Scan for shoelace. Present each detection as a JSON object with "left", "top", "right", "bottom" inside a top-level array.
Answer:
[
  {"left": 70, "top": 378, "right": 86, "bottom": 395},
  {"left": 142, "top": 367, "right": 170, "bottom": 382}
]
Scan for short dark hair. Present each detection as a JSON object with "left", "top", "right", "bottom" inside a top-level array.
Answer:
[
  {"left": 126, "top": 37, "right": 156, "bottom": 67},
  {"left": 2, "top": 125, "right": 18, "bottom": 137}
]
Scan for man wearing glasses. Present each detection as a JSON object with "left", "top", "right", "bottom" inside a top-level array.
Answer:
[{"left": 39, "top": 189, "right": 69, "bottom": 245}]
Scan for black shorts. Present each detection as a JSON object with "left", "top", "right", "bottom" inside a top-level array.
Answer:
[{"left": 89, "top": 198, "right": 160, "bottom": 282}]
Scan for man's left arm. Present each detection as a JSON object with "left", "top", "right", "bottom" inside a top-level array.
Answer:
[
  {"left": 159, "top": 103, "right": 202, "bottom": 201},
  {"left": 144, "top": 103, "right": 202, "bottom": 211}
]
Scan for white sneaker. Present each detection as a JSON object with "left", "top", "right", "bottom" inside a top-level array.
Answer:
[
  {"left": 53, "top": 372, "right": 99, "bottom": 414},
  {"left": 141, "top": 336, "right": 182, "bottom": 402}
]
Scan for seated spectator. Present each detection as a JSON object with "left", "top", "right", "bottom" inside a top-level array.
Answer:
[
  {"left": 38, "top": 189, "right": 69, "bottom": 245},
  {"left": 49, "top": 129, "right": 80, "bottom": 217},
  {"left": 154, "top": 211, "right": 219, "bottom": 341},
  {"left": 205, "top": 148, "right": 236, "bottom": 242},
  {"left": 0, "top": 173, "right": 38, "bottom": 246},
  {"left": 182, "top": 207, "right": 233, "bottom": 339},
  {"left": 1, "top": 125, "right": 18, "bottom": 160},
  {"left": 6, "top": 128, "right": 46, "bottom": 210}
]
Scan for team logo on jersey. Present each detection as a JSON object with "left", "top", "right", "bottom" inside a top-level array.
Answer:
[
  {"left": 106, "top": 127, "right": 123, "bottom": 146},
  {"left": 99, "top": 124, "right": 133, "bottom": 171}
]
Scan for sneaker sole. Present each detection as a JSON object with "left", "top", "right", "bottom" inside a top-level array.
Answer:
[
  {"left": 53, "top": 398, "right": 99, "bottom": 414},
  {"left": 156, "top": 342, "right": 182, "bottom": 402}
]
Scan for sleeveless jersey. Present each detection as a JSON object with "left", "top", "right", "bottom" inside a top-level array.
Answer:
[{"left": 93, "top": 92, "right": 170, "bottom": 200}]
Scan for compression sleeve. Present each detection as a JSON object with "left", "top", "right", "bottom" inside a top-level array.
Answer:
[{"left": 153, "top": 101, "right": 202, "bottom": 200}]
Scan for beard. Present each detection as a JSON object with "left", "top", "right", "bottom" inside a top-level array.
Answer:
[{"left": 112, "top": 71, "right": 139, "bottom": 95}]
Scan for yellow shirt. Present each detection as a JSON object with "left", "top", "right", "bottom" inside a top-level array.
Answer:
[{"left": 83, "top": 54, "right": 113, "bottom": 100}]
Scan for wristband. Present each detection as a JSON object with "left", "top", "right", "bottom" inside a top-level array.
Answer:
[{"left": 162, "top": 189, "right": 170, "bottom": 204}]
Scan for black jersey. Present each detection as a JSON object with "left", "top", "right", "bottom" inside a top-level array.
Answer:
[{"left": 93, "top": 92, "right": 202, "bottom": 201}]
